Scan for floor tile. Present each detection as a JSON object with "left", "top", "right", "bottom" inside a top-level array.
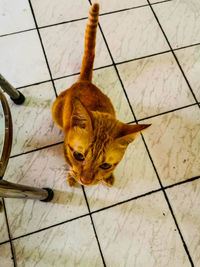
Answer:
[
  {"left": 0, "top": 0, "right": 35, "bottom": 36},
  {"left": 54, "top": 66, "right": 134, "bottom": 123},
  {"left": 6, "top": 83, "right": 64, "bottom": 156},
  {"left": 92, "top": 191, "right": 190, "bottom": 267},
  {"left": 0, "top": 199, "right": 9, "bottom": 243},
  {"left": 99, "top": 7, "right": 169, "bottom": 63},
  {"left": 142, "top": 106, "right": 200, "bottom": 186},
  {"left": 0, "top": 31, "right": 50, "bottom": 88},
  {"left": 40, "top": 21, "right": 112, "bottom": 79},
  {"left": 167, "top": 179, "right": 200, "bottom": 266},
  {"left": 4, "top": 144, "right": 88, "bottom": 238},
  {"left": 91, "top": 0, "right": 147, "bottom": 13},
  {"left": 13, "top": 216, "right": 103, "bottom": 267},
  {"left": 85, "top": 135, "right": 160, "bottom": 212},
  {"left": 153, "top": 0, "right": 200, "bottom": 49},
  {"left": 31, "top": 0, "right": 90, "bottom": 27},
  {"left": 117, "top": 52, "right": 195, "bottom": 119},
  {"left": 0, "top": 243, "right": 13, "bottom": 267},
  {"left": 175, "top": 45, "right": 200, "bottom": 102}
]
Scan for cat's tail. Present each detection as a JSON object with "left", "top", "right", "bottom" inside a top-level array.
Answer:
[{"left": 78, "top": 3, "right": 99, "bottom": 82}]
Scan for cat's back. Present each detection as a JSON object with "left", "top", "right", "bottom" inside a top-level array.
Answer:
[
  {"left": 68, "top": 81, "right": 115, "bottom": 115},
  {"left": 52, "top": 81, "right": 115, "bottom": 132}
]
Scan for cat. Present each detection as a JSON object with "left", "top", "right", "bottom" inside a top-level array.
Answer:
[{"left": 52, "top": 3, "right": 151, "bottom": 187}]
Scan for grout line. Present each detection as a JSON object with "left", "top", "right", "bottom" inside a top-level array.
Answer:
[
  {"left": 115, "top": 50, "right": 171, "bottom": 65},
  {"left": 91, "top": 188, "right": 162, "bottom": 215},
  {"left": 141, "top": 132, "right": 195, "bottom": 266},
  {"left": 164, "top": 175, "right": 200, "bottom": 190},
  {"left": 9, "top": 141, "right": 64, "bottom": 159},
  {"left": 53, "top": 64, "right": 114, "bottom": 82},
  {"left": 2, "top": 199, "right": 17, "bottom": 267},
  {"left": 82, "top": 186, "right": 106, "bottom": 267},
  {"left": 0, "top": 239, "right": 10, "bottom": 246},
  {"left": 129, "top": 102, "right": 199, "bottom": 123},
  {"left": 82, "top": 174, "right": 200, "bottom": 216},
  {"left": 38, "top": 16, "right": 88, "bottom": 30},
  {"left": 16, "top": 79, "right": 52, "bottom": 90},
  {"left": 1, "top": 174, "right": 199, "bottom": 247},
  {"left": 173, "top": 42, "right": 200, "bottom": 52},
  {"left": 10, "top": 213, "right": 90, "bottom": 242},
  {"left": 0, "top": 0, "right": 173, "bottom": 40},
  {"left": 0, "top": 28, "right": 36, "bottom": 38},
  {"left": 15, "top": 64, "right": 113, "bottom": 91},
  {"left": 146, "top": 0, "right": 200, "bottom": 110},
  {"left": 161, "top": 191, "right": 195, "bottom": 267},
  {"left": 0, "top": 240, "right": 10, "bottom": 246},
  {"left": 28, "top": 0, "right": 58, "bottom": 98}
]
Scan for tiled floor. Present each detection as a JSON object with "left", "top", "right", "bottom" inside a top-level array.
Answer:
[{"left": 0, "top": 0, "right": 200, "bottom": 266}]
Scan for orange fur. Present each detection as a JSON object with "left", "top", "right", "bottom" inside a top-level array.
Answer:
[{"left": 52, "top": 3, "right": 151, "bottom": 186}]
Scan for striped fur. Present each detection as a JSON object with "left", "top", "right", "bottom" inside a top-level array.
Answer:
[{"left": 79, "top": 3, "right": 99, "bottom": 81}]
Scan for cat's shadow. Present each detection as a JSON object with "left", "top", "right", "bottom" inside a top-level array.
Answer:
[
  {"left": 50, "top": 182, "right": 117, "bottom": 207},
  {"left": 50, "top": 186, "right": 82, "bottom": 206},
  {"left": 19, "top": 96, "right": 52, "bottom": 108}
]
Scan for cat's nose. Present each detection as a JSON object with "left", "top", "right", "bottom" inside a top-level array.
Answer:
[{"left": 80, "top": 177, "right": 91, "bottom": 185}]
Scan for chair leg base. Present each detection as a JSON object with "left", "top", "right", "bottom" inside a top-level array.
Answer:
[
  {"left": 11, "top": 91, "right": 25, "bottom": 105},
  {"left": 41, "top": 188, "right": 54, "bottom": 202}
]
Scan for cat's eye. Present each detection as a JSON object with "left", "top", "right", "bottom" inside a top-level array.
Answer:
[
  {"left": 73, "top": 152, "right": 84, "bottom": 161},
  {"left": 100, "top": 163, "right": 112, "bottom": 169}
]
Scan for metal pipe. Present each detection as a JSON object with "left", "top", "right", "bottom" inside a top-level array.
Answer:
[
  {"left": 0, "top": 180, "right": 53, "bottom": 202},
  {"left": 0, "top": 74, "right": 20, "bottom": 99},
  {"left": 0, "top": 89, "right": 13, "bottom": 178}
]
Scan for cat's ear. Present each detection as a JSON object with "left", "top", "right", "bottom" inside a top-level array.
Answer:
[
  {"left": 70, "top": 98, "right": 92, "bottom": 131},
  {"left": 115, "top": 123, "right": 151, "bottom": 147}
]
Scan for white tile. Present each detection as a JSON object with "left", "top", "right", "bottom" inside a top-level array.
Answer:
[
  {"left": 31, "top": 0, "right": 90, "bottom": 27},
  {"left": 93, "top": 192, "right": 190, "bottom": 267},
  {"left": 142, "top": 106, "right": 200, "bottom": 186},
  {"left": 118, "top": 52, "right": 195, "bottom": 119},
  {"left": 13, "top": 216, "right": 103, "bottom": 267},
  {"left": 0, "top": 31, "right": 50, "bottom": 88},
  {"left": 99, "top": 7, "right": 169, "bottom": 63},
  {"left": 85, "top": 136, "right": 160, "bottom": 211},
  {"left": 91, "top": 0, "right": 147, "bottom": 13},
  {"left": 4, "top": 144, "right": 88, "bottom": 238},
  {"left": 6, "top": 82, "right": 64, "bottom": 156},
  {"left": 40, "top": 21, "right": 112, "bottom": 78},
  {"left": 0, "top": 200, "right": 9, "bottom": 243},
  {"left": 55, "top": 66, "right": 134, "bottom": 123},
  {"left": 0, "top": 0, "right": 35, "bottom": 35},
  {"left": 0, "top": 243, "right": 13, "bottom": 267},
  {"left": 175, "top": 45, "right": 200, "bottom": 102},
  {"left": 167, "top": 180, "right": 200, "bottom": 266},
  {"left": 153, "top": 0, "right": 200, "bottom": 48}
]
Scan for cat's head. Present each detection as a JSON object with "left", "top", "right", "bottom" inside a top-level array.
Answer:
[{"left": 64, "top": 98, "right": 151, "bottom": 186}]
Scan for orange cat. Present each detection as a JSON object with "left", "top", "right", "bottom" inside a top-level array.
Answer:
[{"left": 52, "top": 3, "right": 151, "bottom": 187}]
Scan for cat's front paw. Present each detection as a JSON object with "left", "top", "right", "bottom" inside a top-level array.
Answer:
[
  {"left": 67, "top": 173, "right": 76, "bottom": 187},
  {"left": 102, "top": 174, "right": 115, "bottom": 187}
]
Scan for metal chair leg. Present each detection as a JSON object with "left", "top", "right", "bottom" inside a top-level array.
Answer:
[
  {"left": 0, "top": 180, "right": 54, "bottom": 202},
  {"left": 0, "top": 74, "right": 25, "bottom": 105}
]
